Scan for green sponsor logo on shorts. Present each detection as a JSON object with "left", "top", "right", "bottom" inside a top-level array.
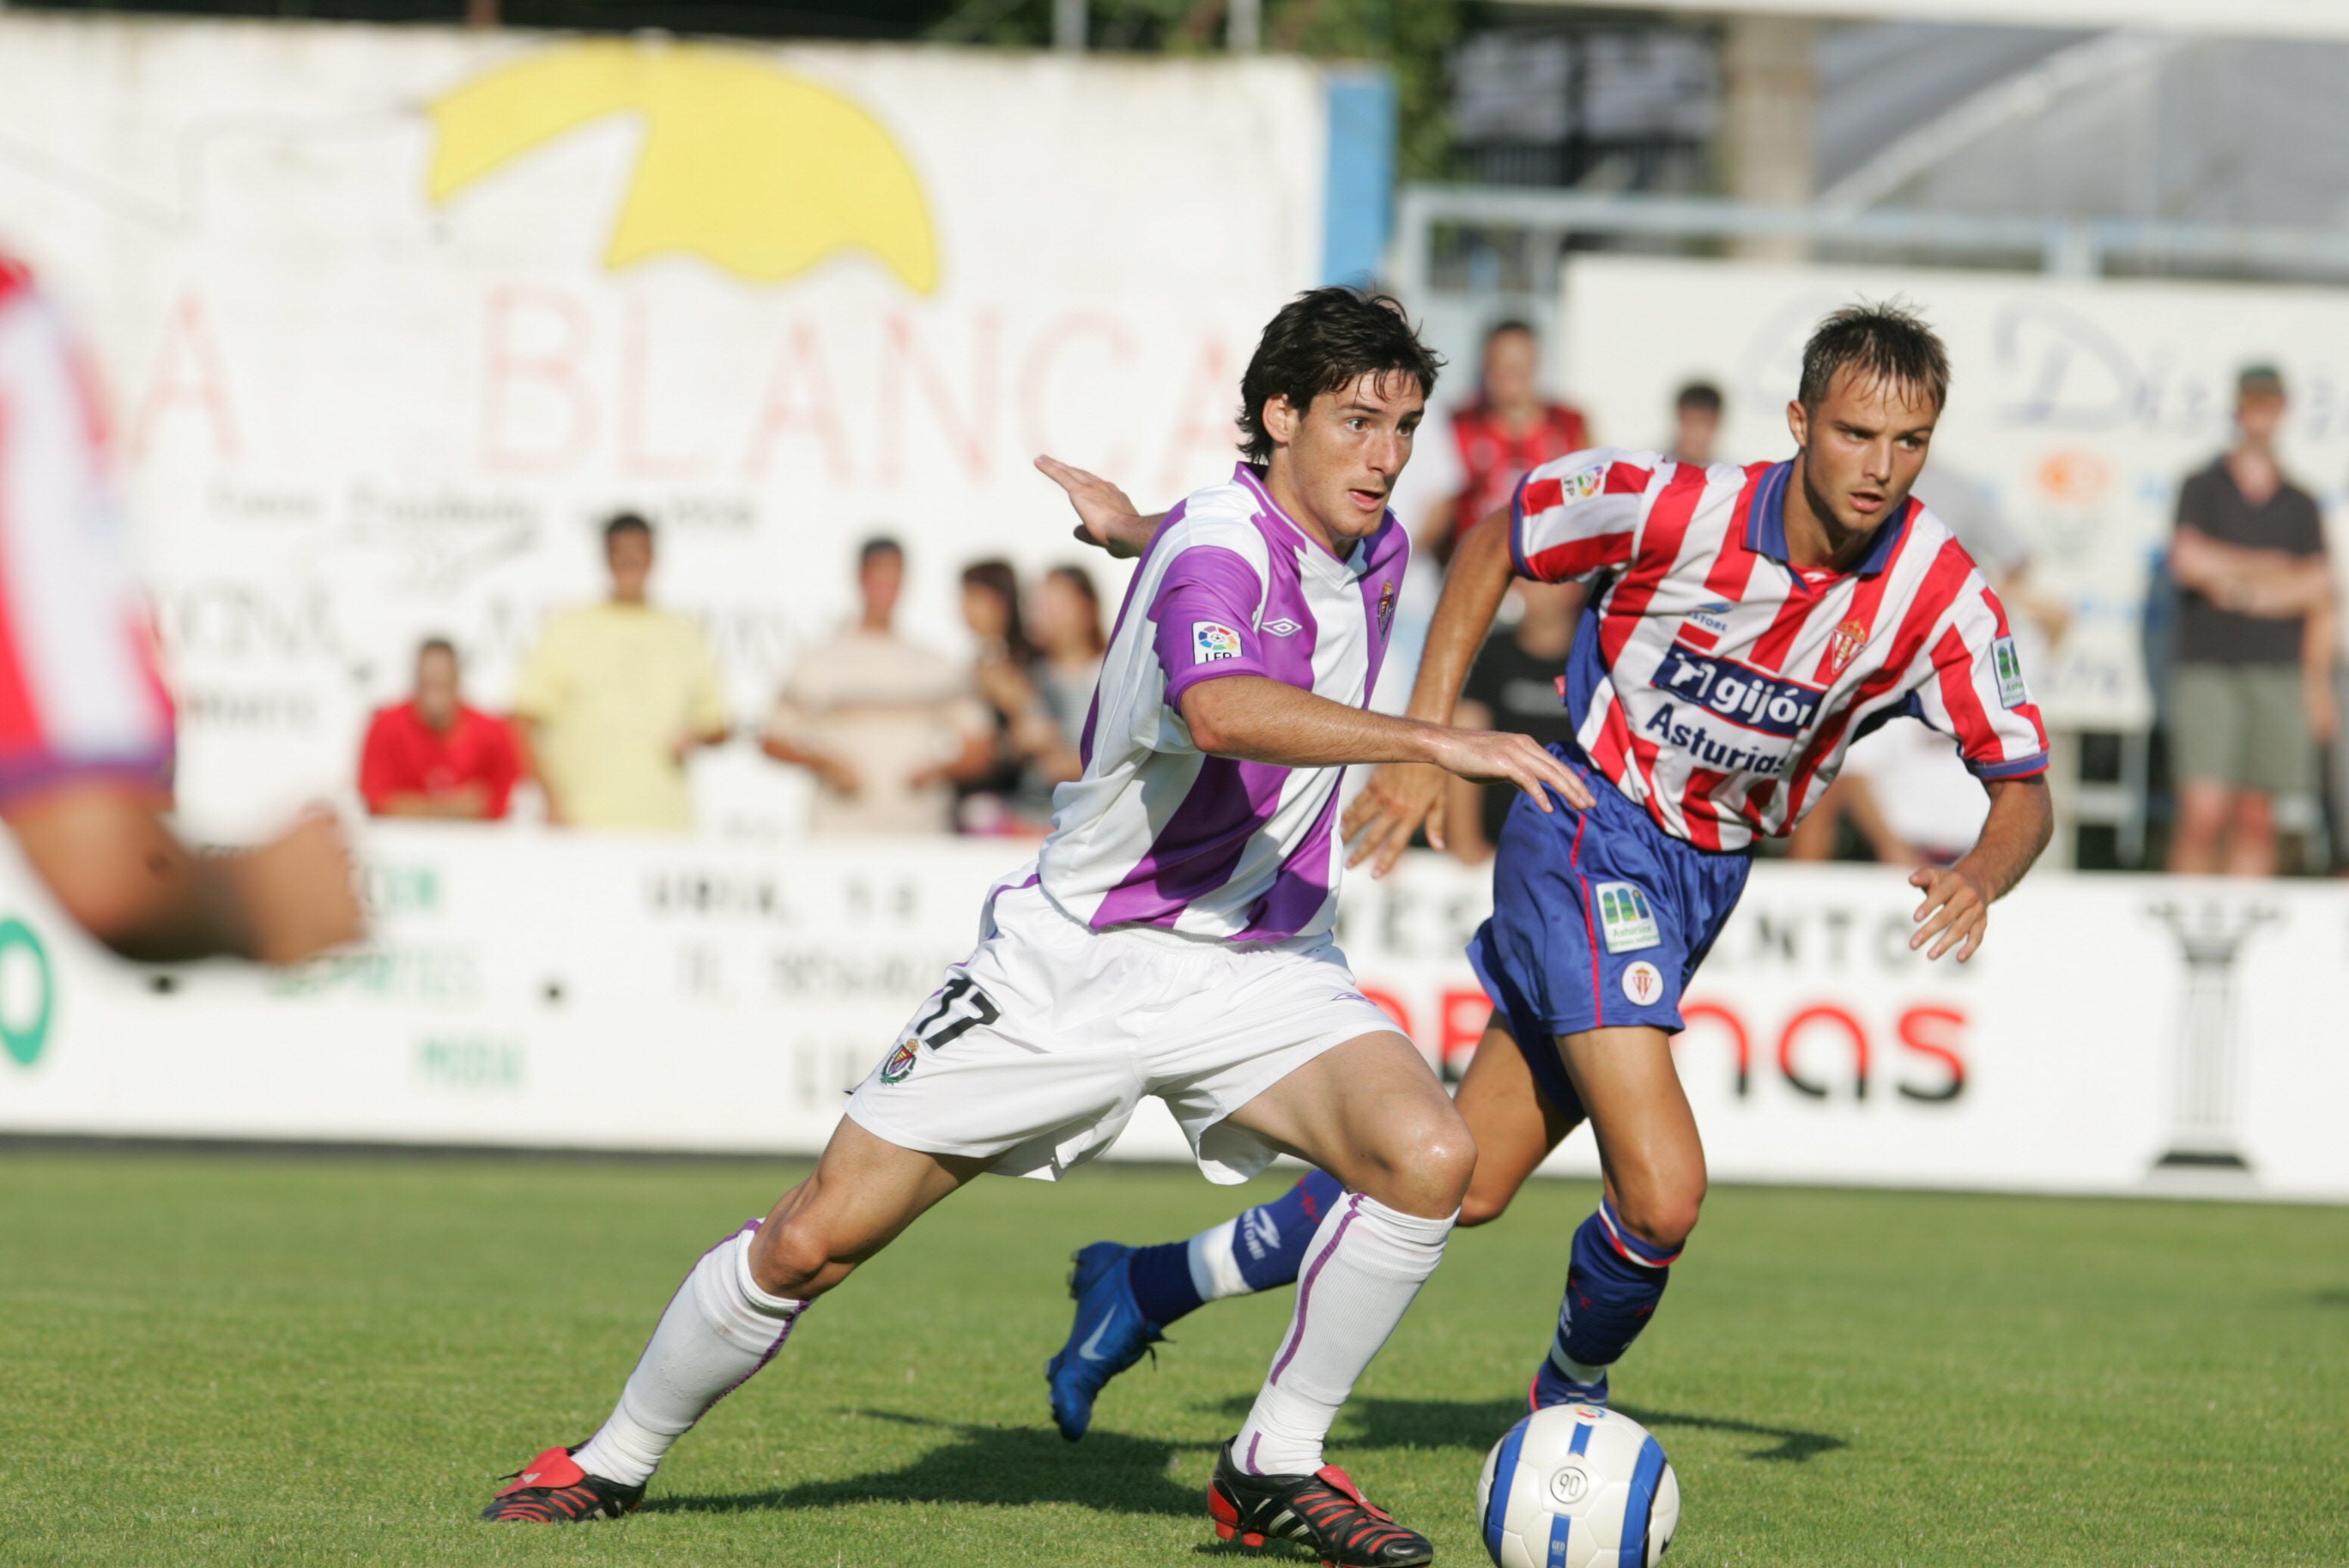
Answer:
[{"left": 1594, "top": 882, "right": 1660, "bottom": 954}]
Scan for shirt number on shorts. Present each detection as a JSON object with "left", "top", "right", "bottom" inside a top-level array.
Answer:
[{"left": 911, "top": 975, "right": 1000, "bottom": 1050}]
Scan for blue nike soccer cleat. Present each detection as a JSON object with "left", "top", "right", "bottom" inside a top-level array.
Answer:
[
  {"left": 1045, "top": 1241, "right": 1164, "bottom": 1441},
  {"left": 1528, "top": 1355, "right": 1610, "bottom": 1412}
]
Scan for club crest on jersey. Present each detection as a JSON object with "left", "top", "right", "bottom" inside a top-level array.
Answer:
[
  {"left": 1377, "top": 579, "right": 1397, "bottom": 637},
  {"left": 1993, "top": 635, "right": 2030, "bottom": 709},
  {"left": 1621, "top": 960, "right": 1664, "bottom": 1007},
  {"left": 1826, "top": 618, "right": 1868, "bottom": 677},
  {"left": 1561, "top": 464, "right": 1605, "bottom": 501},
  {"left": 1594, "top": 882, "right": 1660, "bottom": 953},
  {"left": 879, "top": 1039, "right": 919, "bottom": 1084},
  {"left": 1193, "top": 621, "right": 1243, "bottom": 664},
  {"left": 1653, "top": 645, "right": 1822, "bottom": 738}
]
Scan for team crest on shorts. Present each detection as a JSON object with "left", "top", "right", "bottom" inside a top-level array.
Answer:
[
  {"left": 1826, "top": 618, "right": 1868, "bottom": 677},
  {"left": 879, "top": 1039, "right": 919, "bottom": 1084},
  {"left": 1621, "top": 960, "right": 1664, "bottom": 1007},
  {"left": 1193, "top": 621, "right": 1243, "bottom": 663},
  {"left": 1594, "top": 882, "right": 1660, "bottom": 953}
]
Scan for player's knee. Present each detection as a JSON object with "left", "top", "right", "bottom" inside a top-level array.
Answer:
[
  {"left": 1458, "top": 1181, "right": 1514, "bottom": 1228},
  {"left": 1613, "top": 1178, "right": 1705, "bottom": 1253},
  {"left": 746, "top": 1217, "right": 838, "bottom": 1298},
  {"left": 1351, "top": 1116, "right": 1474, "bottom": 1217}
]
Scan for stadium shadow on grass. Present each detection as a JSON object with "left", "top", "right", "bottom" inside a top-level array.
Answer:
[
  {"left": 642, "top": 1409, "right": 1216, "bottom": 1518},
  {"left": 1203, "top": 1395, "right": 1845, "bottom": 1466}
]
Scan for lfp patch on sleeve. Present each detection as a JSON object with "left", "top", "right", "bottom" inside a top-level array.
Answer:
[
  {"left": 1193, "top": 622, "right": 1243, "bottom": 664},
  {"left": 1991, "top": 636, "right": 2030, "bottom": 710},
  {"left": 1594, "top": 882, "right": 1660, "bottom": 953}
]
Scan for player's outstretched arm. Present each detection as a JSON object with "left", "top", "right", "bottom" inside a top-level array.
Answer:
[
  {"left": 1181, "top": 674, "right": 1588, "bottom": 811},
  {"left": 5, "top": 786, "right": 365, "bottom": 964},
  {"left": 1908, "top": 776, "right": 2052, "bottom": 963},
  {"left": 1035, "top": 454, "right": 1162, "bottom": 559},
  {"left": 1342, "top": 506, "right": 1521, "bottom": 875}
]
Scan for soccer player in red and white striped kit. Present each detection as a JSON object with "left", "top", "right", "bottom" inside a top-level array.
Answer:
[{"left": 1044, "top": 301, "right": 2055, "bottom": 1442}]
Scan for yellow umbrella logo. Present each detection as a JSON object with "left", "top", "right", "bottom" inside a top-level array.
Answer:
[{"left": 428, "top": 41, "right": 938, "bottom": 294}]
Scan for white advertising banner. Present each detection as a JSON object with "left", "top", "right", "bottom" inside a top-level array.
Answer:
[
  {"left": 1, "top": 828, "right": 2342, "bottom": 1204},
  {"left": 0, "top": 15, "right": 1327, "bottom": 838},
  {"left": 1560, "top": 254, "right": 2349, "bottom": 732}
]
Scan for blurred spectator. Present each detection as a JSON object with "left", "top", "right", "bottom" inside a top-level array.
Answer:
[
  {"left": 1016, "top": 564, "right": 1107, "bottom": 820},
  {"left": 2165, "top": 366, "right": 2333, "bottom": 876},
  {"left": 357, "top": 638, "right": 521, "bottom": 820},
  {"left": 1413, "top": 320, "right": 1591, "bottom": 566},
  {"left": 955, "top": 558, "right": 1053, "bottom": 832},
  {"left": 1793, "top": 466, "right": 2069, "bottom": 867},
  {"left": 1666, "top": 380, "right": 1722, "bottom": 465},
  {"left": 1444, "top": 581, "right": 1585, "bottom": 864},
  {"left": 2324, "top": 496, "right": 2349, "bottom": 872},
  {"left": 511, "top": 513, "right": 730, "bottom": 833},
  {"left": 763, "top": 537, "right": 991, "bottom": 835}
]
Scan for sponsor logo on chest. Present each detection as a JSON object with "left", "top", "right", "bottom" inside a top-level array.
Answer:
[{"left": 1652, "top": 644, "right": 1823, "bottom": 738}]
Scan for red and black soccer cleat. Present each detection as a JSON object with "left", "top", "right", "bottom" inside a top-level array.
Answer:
[
  {"left": 1206, "top": 1439, "right": 1433, "bottom": 1567},
  {"left": 479, "top": 1445, "right": 645, "bottom": 1523}
]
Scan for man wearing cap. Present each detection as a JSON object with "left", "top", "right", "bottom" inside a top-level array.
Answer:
[{"left": 2166, "top": 365, "right": 2335, "bottom": 876}]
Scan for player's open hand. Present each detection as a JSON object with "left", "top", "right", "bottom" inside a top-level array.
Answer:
[
  {"left": 1423, "top": 730, "right": 1592, "bottom": 811},
  {"left": 1342, "top": 761, "right": 1448, "bottom": 877},
  {"left": 1035, "top": 454, "right": 1154, "bottom": 559},
  {"left": 1909, "top": 863, "right": 1990, "bottom": 962}
]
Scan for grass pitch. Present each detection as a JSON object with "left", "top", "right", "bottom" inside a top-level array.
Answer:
[{"left": 0, "top": 1150, "right": 2343, "bottom": 1568}]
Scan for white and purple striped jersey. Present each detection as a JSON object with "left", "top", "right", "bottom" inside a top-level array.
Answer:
[
  {"left": 1514, "top": 448, "right": 2049, "bottom": 852},
  {"left": 1038, "top": 462, "right": 1408, "bottom": 944}
]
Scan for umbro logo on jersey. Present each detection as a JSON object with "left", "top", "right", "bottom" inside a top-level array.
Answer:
[
  {"left": 1653, "top": 645, "right": 1822, "bottom": 738},
  {"left": 1262, "top": 618, "right": 1302, "bottom": 636}
]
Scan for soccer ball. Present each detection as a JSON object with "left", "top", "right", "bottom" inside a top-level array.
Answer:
[{"left": 1475, "top": 1405, "right": 1678, "bottom": 1568}]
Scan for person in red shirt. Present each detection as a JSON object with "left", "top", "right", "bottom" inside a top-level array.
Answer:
[
  {"left": 359, "top": 639, "right": 521, "bottom": 820},
  {"left": 1418, "top": 319, "right": 1591, "bottom": 566}
]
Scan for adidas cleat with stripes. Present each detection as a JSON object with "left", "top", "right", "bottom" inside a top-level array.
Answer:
[
  {"left": 1206, "top": 1439, "right": 1433, "bottom": 1566},
  {"left": 479, "top": 1445, "right": 644, "bottom": 1523}
]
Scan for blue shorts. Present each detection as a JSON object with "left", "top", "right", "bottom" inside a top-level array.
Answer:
[{"left": 1467, "top": 750, "right": 1753, "bottom": 1122}]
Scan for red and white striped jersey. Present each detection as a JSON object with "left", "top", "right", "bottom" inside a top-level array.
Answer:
[
  {"left": 1512, "top": 448, "right": 2047, "bottom": 852},
  {"left": 0, "top": 257, "right": 174, "bottom": 807}
]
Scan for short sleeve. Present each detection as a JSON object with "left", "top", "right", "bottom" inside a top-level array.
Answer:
[
  {"left": 478, "top": 717, "right": 521, "bottom": 817},
  {"left": 1511, "top": 448, "right": 1652, "bottom": 584},
  {"left": 1149, "top": 545, "right": 1268, "bottom": 705},
  {"left": 1912, "top": 578, "right": 2051, "bottom": 781},
  {"left": 356, "top": 709, "right": 402, "bottom": 814},
  {"left": 509, "top": 621, "right": 567, "bottom": 722}
]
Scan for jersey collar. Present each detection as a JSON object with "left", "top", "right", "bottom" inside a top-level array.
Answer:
[
  {"left": 1746, "top": 459, "right": 1908, "bottom": 578},
  {"left": 1234, "top": 462, "right": 1399, "bottom": 578}
]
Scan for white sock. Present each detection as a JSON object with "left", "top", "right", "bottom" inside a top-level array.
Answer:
[
  {"left": 1233, "top": 1193, "right": 1456, "bottom": 1476},
  {"left": 571, "top": 1223, "right": 807, "bottom": 1487},
  {"left": 1187, "top": 1218, "right": 1257, "bottom": 1302}
]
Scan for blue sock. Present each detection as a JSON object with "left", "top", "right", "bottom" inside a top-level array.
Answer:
[
  {"left": 1231, "top": 1168, "right": 1346, "bottom": 1291},
  {"left": 1553, "top": 1196, "right": 1680, "bottom": 1372},
  {"left": 1122, "top": 1168, "right": 1346, "bottom": 1327},
  {"left": 1125, "top": 1240, "right": 1203, "bottom": 1327}
]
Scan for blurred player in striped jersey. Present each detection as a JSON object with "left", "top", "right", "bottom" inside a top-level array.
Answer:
[
  {"left": 0, "top": 255, "right": 360, "bottom": 963},
  {"left": 1043, "top": 301, "right": 2052, "bottom": 1434}
]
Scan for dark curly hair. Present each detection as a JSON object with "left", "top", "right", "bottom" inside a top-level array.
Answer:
[
  {"left": 1798, "top": 300, "right": 1950, "bottom": 414},
  {"left": 1237, "top": 287, "right": 1443, "bottom": 465}
]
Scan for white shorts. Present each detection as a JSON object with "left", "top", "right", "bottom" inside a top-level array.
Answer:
[{"left": 845, "top": 870, "right": 1396, "bottom": 1184}]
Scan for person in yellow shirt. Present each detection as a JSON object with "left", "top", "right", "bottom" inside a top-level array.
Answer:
[{"left": 512, "top": 514, "right": 730, "bottom": 832}]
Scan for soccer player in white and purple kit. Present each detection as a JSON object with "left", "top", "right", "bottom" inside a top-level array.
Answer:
[
  {"left": 1043, "top": 303, "right": 2055, "bottom": 1453},
  {"left": 481, "top": 289, "right": 1586, "bottom": 1566}
]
